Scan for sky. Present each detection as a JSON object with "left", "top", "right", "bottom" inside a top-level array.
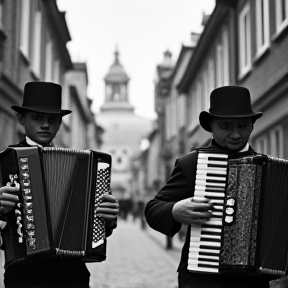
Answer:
[{"left": 57, "top": 0, "right": 215, "bottom": 120}]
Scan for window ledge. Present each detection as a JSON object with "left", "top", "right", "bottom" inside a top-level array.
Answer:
[
  {"left": 272, "top": 20, "right": 288, "bottom": 42},
  {"left": 254, "top": 44, "right": 270, "bottom": 64},
  {"left": 19, "top": 48, "right": 30, "bottom": 65},
  {"left": 238, "top": 65, "right": 252, "bottom": 81}
]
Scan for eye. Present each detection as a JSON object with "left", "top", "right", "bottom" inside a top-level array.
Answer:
[
  {"left": 32, "top": 115, "right": 42, "bottom": 121},
  {"left": 239, "top": 123, "right": 248, "bottom": 128},
  {"left": 219, "top": 124, "right": 229, "bottom": 130}
]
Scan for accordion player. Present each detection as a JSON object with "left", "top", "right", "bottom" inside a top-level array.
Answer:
[
  {"left": 0, "top": 146, "right": 112, "bottom": 268},
  {"left": 187, "top": 150, "right": 288, "bottom": 277}
]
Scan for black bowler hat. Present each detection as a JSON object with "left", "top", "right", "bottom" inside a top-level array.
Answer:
[
  {"left": 11, "top": 82, "right": 72, "bottom": 116},
  {"left": 199, "top": 86, "right": 263, "bottom": 132}
]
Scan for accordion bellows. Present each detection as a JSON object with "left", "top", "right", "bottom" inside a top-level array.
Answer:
[{"left": 0, "top": 146, "right": 112, "bottom": 268}]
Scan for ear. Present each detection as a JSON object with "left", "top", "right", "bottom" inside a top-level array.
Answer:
[{"left": 17, "top": 113, "right": 25, "bottom": 125}]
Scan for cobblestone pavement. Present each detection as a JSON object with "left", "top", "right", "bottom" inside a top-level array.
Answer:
[
  {"left": 88, "top": 218, "right": 181, "bottom": 288},
  {"left": 0, "top": 218, "right": 183, "bottom": 288}
]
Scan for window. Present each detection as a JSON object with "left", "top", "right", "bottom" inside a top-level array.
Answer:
[
  {"left": 239, "top": 2, "right": 252, "bottom": 78},
  {"left": 255, "top": 0, "right": 270, "bottom": 58},
  {"left": 255, "top": 135, "right": 268, "bottom": 154},
  {"left": 222, "top": 27, "right": 230, "bottom": 85},
  {"left": 270, "top": 126, "right": 284, "bottom": 158},
  {"left": 0, "top": 0, "right": 3, "bottom": 29},
  {"left": 45, "top": 41, "right": 53, "bottom": 82},
  {"left": 53, "top": 59, "right": 60, "bottom": 84},
  {"left": 20, "top": 0, "right": 31, "bottom": 59},
  {"left": 208, "top": 58, "right": 215, "bottom": 95},
  {"left": 31, "top": 11, "right": 42, "bottom": 77},
  {"left": 216, "top": 39, "right": 224, "bottom": 87},
  {"left": 275, "top": 0, "right": 288, "bottom": 35},
  {"left": 178, "top": 94, "right": 186, "bottom": 129}
]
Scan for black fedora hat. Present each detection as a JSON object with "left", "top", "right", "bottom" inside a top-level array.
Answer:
[
  {"left": 199, "top": 86, "right": 263, "bottom": 132},
  {"left": 11, "top": 82, "right": 72, "bottom": 116}
]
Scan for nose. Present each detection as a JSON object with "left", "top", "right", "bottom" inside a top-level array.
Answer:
[
  {"left": 230, "top": 128, "right": 241, "bottom": 139},
  {"left": 40, "top": 117, "right": 50, "bottom": 129}
]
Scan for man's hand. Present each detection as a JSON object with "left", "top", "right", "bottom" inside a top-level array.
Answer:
[
  {"left": 97, "top": 193, "right": 119, "bottom": 227},
  {"left": 0, "top": 186, "right": 20, "bottom": 215},
  {"left": 172, "top": 197, "right": 213, "bottom": 226}
]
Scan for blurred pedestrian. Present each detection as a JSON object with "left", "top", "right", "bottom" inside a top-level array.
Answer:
[{"left": 0, "top": 81, "right": 119, "bottom": 288}]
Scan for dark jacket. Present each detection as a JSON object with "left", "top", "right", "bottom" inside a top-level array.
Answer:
[{"left": 145, "top": 139, "right": 274, "bottom": 288}]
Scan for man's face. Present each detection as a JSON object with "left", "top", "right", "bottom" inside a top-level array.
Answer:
[
  {"left": 210, "top": 117, "right": 253, "bottom": 151},
  {"left": 19, "top": 111, "right": 62, "bottom": 146}
]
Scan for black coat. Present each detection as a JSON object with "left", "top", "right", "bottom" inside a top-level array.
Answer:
[{"left": 145, "top": 139, "right": 274, "bottom": 288}]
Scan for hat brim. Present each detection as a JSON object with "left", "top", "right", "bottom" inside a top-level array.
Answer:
[
  {"left": 11, "top": 106, "right": 72, "bottom": 116},
  {"left": 199, "top": 111, "right": 263, "bottom": 132}
]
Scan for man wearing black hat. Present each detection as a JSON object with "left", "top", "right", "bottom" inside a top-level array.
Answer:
[
  {"left": 145, "top": 86, "right": 275, "bottom": 288},
  {"left": 0, "top": 82, "right": 119, "bottom": 288}
]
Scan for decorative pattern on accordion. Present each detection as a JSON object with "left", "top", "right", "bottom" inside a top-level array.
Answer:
[
  {"left": 220, "top": 158, "right": 262, "bottom": 268},
  {"left": 93, "top": 163, "right": 110, "bottom": 248}
]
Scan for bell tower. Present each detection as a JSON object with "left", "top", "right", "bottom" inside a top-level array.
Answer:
[{"left": 101, "top": 48, "right": 134, "bottom": 112}]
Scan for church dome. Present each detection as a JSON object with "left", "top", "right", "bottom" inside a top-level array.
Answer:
[{"left": 104, "top": 48, "right": 129, "bottom": 83}]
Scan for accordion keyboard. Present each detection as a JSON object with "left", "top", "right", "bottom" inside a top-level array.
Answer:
[{"left": 188, "top": 152, "right": 228, "bottom": 273}]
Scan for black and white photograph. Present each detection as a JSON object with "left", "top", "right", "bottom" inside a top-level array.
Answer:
[{"left": 0, "top": 0, "right": 287, "bottom": 287}]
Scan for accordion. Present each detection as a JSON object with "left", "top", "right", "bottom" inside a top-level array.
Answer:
[
  {"left": 188, "top": 151, "right": 288, "bottom": 276},
  {"left": 0, "top": 146, "right": 112, "bottom": 268}
]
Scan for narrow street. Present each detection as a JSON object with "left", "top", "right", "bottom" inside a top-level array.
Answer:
[{"left": 88, "top": 217, "right": 181, "bottom": 288}]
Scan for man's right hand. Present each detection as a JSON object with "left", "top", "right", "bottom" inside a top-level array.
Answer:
[
  {"left": 0, "top": 186, "right": 20, "bottom": 215},
  {"left": 172, "top": 197, "right": 213, "bottom": 226}
]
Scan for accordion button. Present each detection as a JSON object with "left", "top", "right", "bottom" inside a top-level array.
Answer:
[
  {"left": 26, "top": 215, "right": 34, "bottom": 222},
  {"left": 27, "top": 230, "right": 35, "bottom": 236},
  {"left": 25, "top": 202, "right": 33, "bottom": 209},
  {"left": 22, "top": 173, "right": 30, "bottom": 180},
  {"left": 20, "top": 158, "right": 28, "bottom": 163},
  {"left": 225, "top": 215, "right": 234, "bottom": 223},
  {"left": 225, "top": 207, "right": 234, "bottom": 215},
  {"left": 21, "top": 165, "right": 29, "bottom": 171},
  {"left": 226, "top": 198, "right": 236, "bottom": 206},
  {"left": 24, "top": 196, "right": 32, "bottom": 201},
  {"left": 22, "top": 180, "right": 30, "bottom": 187},
  {"left": 23, "top": 189, "right": 31, "bottom": 195},
  {"left": 27, "top": 223, "right": 35, "bottom": 230}
]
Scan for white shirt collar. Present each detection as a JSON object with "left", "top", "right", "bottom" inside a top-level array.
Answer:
[
  {"left": 25, "top": 136, "right": 52, "bottom": 148},
  {"left": 239, "top": 143, "right": 249, "bottom": 152}
]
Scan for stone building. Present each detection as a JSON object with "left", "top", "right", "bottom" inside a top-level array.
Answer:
[
  {"left": 96, "top": 49, "right": 152, "bottom": 206},
  {"left": 0, "top": 0, "right": 100, "bottom": 151}
]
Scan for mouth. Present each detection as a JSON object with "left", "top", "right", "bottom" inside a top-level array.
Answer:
[{"left": 37, "top": 132, "right": 51, "bottom": 136}]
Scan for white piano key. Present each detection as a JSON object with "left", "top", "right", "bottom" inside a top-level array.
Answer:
[
  {"left": 197, "top": 159, "right": 228, "bottom": 166},
  {"left": 195, "top": 185, "right": 225, "bottom": 191},
  {"left": 196, "top": 175, "right": 226, "bottom": 181},
  {"left": 188, "top": 253, "right": 219, "bottom": 261},
  {"left": 201, "top": 227, "right": 222, "bottom": 234},
  {"left": 194, "top": 191, "right": 225, "bottom": 198},
  {"left": 196, "top": 164, "right": 227, "bottom": 171},
  {"left": 187, "top": 265, "right": 219, "bottom": 273},
  {"left": 212, "top": 211, "right": 223, "bottom": 217},
  {"left": 190, "top": 241, "right": 221, "bottom": 248},
  {"left": 205, "top": 218, "right": 223, "bottom": 226},
  {"left": 191, "top": 234, "right": 221, "bottom": 240},
  {"left": 196, "top": 180, "right": 226, "bottom": 187},
  {"left": 188, "top": 259, "right": 219, "bottom": 266},
  {"left": 198, "top": 153, "right": 228, "bottom": 159},
  {"left": 196, "top": 169, "right": 227, "bottom": 175},
  {"left": 189, "top": 247, "right": 220, "bottom": 254}
]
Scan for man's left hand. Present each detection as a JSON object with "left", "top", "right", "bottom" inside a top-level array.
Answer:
[{"left": 97, "top": 193, "right": 119, "bottom": 228}]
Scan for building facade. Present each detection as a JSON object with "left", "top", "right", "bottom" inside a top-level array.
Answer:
[
  {"left": 145, "top": 0, "right": 288, "bottom": 206},
  {"left": 0, "top": 0, "right": 99, "bottom": 151}
]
